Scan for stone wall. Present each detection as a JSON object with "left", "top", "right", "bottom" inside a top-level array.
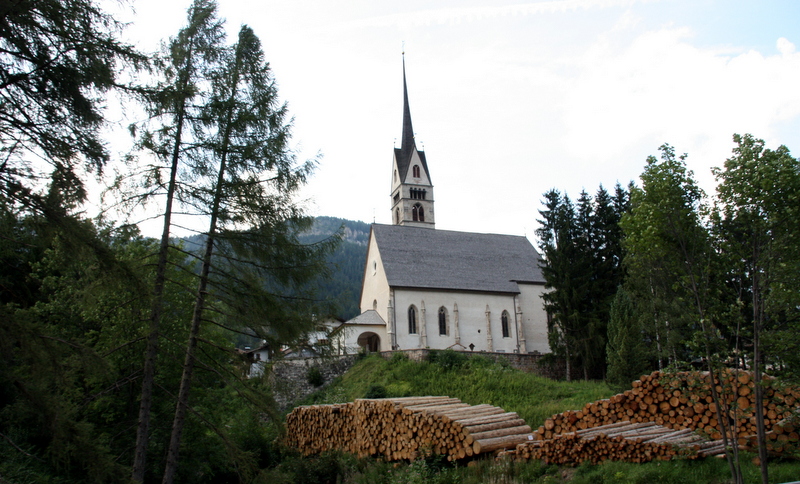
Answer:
[{"left": 269, "top": 355, "right": 358, "bottom": 410}]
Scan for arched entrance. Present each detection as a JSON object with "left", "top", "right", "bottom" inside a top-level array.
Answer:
[{"left": 357, "top": 332, "right": 381, "bottom": 353}]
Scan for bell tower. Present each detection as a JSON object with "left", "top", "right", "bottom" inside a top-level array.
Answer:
[{"left": 390, "top": 55, "right": 435, "bottom": 229}]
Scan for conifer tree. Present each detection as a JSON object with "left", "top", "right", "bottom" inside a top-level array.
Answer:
[
  {"left": 160, "top": 25, "right": 337, "bottom": 483},
  {"left": 129, "top": 1, "right": 225, "bottom": 480}
]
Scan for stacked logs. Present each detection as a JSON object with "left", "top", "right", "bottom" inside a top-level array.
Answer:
[
  {"left": 529, "top": 370, "right": 799, "bottom": 460},
  {"left": 512, "top": 421, "right": 726, "bottom": 465},
  {"left": 284, "top": 396, "right": 534, "bottom": 461},
  {"left": 743, "top": 417, "right": 800, "bottom": 455}
]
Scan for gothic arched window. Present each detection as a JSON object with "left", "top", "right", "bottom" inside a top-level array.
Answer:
[
  {"left": 501, "top": 311, "right": 511, "bottom": 338},
  {"left": 395, "top": 208, "right": 400, "bottom": 224},
  {"left": 408, "top": 306, "right": 417, "bottom": 334},
  {"left": 413, "top": 203, "right": 424, "bottom": 222},
  {"left": 412, "top": 165, "right": 420, "bottom": 178},
  {"left": 438, "top": 307, "right": 447, "bottom": 336}
]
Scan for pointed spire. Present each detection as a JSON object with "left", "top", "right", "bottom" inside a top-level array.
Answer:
[{"left": 401, "top": 52, "right": 415, "bottom": 153}]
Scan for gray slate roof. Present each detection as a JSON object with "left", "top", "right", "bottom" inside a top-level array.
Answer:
[
  {"left": 371, "top": 224, "right": 545, "bottom": 294},
  {"left": 344, "top": 310, "right": 386, "bottom": 326}
]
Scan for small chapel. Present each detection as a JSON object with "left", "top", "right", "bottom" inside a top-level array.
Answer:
[{"left": 335, "top": 58, "right": 550, "bottom": 356}]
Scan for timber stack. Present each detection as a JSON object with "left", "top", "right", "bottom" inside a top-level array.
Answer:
[
  {"left": 512, "top": 420, "right": 727, "bottom": 465},
  {"left": 284, "top": 396, "right": 534, "bottom": 461},
  {"left": 526, "top": 370, "right": 799, "bottom": 460}
]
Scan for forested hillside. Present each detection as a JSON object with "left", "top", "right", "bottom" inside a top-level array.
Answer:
[
  {"left": 184, "top": 216, "right": 369, "bottom": 321},
  {"left": 298, "top": 216, "right": 370, "bottom": 320}
]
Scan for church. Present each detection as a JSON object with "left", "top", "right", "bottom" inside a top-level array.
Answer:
[{"left": 334, "top": 59, "right": 550, "bottom": 356}]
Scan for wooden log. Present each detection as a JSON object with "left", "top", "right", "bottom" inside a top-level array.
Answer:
[
  {"left": 473, "top": 433, "right": 534, "bottom": 454},
  {"left": 462, "top": 418, "right": 527, "bottom": 435},
  {"left": 470, "top": 425, "right": 533, "bottom": 442}
]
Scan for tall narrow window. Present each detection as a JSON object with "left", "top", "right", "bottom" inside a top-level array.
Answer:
[
  {"left": 438, "top": 307, "right": 447, "bottom": 335},
  {"left": 501, "top": 311, "right": 511, "bottom": 338},
  {"left": 395, "top": 208, "right": 400, "bottom": 224},
  {"left": 412, "top": 203, "right": 422, "bottom": 221},
  {"left": 418, "top": 205, "right": 424, "bottom": 222},
  {"left": 408, "top": 306, "right": 417, "bottom": 334},
  {"left": 413, "top": 165, "right": 420, "bottom": 177}
]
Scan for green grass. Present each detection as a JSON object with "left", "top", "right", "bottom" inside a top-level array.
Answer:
[{"left": 297, "top": 352, "right": 615, "bottom": 428}]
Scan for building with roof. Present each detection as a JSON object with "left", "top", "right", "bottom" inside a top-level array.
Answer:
[{"left": 337, "top": 57, "right": 549, "bottom": 355}]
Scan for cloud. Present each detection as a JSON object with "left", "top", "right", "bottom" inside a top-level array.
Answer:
[
  {"left": 777, "top": 37, "right": 796, "bottom": 55},
  {"left": 559, "top": 24, "right": 800, "bottom": 189},
  {"left": 344, "top": 0, "right": 649, "bottom": 30}
]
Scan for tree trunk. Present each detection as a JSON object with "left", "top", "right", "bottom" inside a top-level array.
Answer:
[
  {"left": 162, "top": 43, "right": 240, "bottom": 483},
  {"left": 753, "top": 253, "right": 769, "bottom": 484},
  {"left": 132, "top": 88, "right": 189, "bottom": 483}
]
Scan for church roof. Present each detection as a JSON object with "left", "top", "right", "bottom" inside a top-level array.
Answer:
[
  {"left": 343, "top": 310, "right": 386, "bottom": 326},
  {"left": 395, "top": 56, "right": 431, "bottom": 184},
  {"left": 371, "top": 224, "right": 545, "bottom": 294}
]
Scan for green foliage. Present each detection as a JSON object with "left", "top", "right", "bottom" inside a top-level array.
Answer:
[
  {"left": 713, "top": 134, "right": 800, "bottom": 381},
  {"left": 621, "top": 144, "right": 716, "bottom": 369},
  {"left": 427, "top": 349, "right": 469, "bottom": 370},
  {"left": 606, "top": 287, "right": 650, "bottom": 390},
  {"left": 307, "top": 367, "right": 325, "bottom": 387},
  {"left": 536, "top": 184, "right": 629, "bottom": 380},
  {"left": 0, "top": 0, "right": 144, "bottom": 192},
  {"left": 363, "top": 384, "right": 387, "bottom": 398},
  {"left": 297, "top": 217, "right": 371, "bottom": 320}
]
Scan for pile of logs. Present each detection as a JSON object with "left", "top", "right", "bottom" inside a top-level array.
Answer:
[
  {"left": 510, "top": 421, "right": 727, "bottom": 465},
  {"left": 528, "top": 370, "right": 799, "bottom": 460},
  {"left": 285, "top": 371, "right": 798, "bottom": 465},
  {"left": 284, "top": 396, "right": 534, "bottom": 461}
]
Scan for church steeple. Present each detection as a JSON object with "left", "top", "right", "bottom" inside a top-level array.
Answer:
[
  {"left": 391, "top": 54, "right": 435, "bottom": 229},
  {"left": 400, "top": 55, "right": 415, "bottom": 156}
]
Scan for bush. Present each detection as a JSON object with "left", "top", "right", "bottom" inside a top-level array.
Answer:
[
  {"left": 428, "top": 349, "right": 468, "bottom": 371},
  {"left": 364, "top": 384, "right": 387, "bottom": 398},
  {"left": 307, "top": 367, "right": 324, "bottom": 387},
  {"left": 390, "top": 351, "right": 409, "bottom": 363}
]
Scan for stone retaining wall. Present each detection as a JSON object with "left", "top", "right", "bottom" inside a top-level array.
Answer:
[{"left": 269, "top": 355, "right": 358, "bottom": 410}]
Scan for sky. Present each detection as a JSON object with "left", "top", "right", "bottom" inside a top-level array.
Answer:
[{"left": 108, "top": 0, "right": 800, "bottom": 240}]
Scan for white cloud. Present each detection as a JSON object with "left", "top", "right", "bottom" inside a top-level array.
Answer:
[
  {"left": 344, "top": 0, "right": 649, "bottom": 30},
  {"left": 560, "top": 24, "right": 800, "bottom": 192},
  {"left": 777, "top": 37, "right": 796, "bottom": 55}
]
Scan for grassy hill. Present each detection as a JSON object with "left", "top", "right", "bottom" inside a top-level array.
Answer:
[{"left": 299, "top": 351, "right": 615, "bottom": 428}]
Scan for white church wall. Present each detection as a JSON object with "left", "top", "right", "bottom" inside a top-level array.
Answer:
[
  {"left": 392, "top": 288, "right": 523, "bottom": 353},
  {"left": 359, "top": 234, "right": 391, "bottom": 324}
]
